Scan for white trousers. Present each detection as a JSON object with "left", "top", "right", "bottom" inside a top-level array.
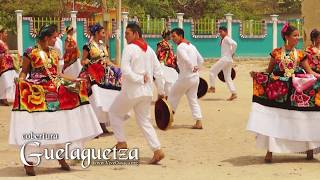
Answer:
[
  {"left": 109, "top": 93, "right": 161, "bottom": 151},
  {"left": 168, "top": 75, "right": 202, "bottom": 120},
  {"left": 209, "top": 59, "right": 236, "bottom": 93}
]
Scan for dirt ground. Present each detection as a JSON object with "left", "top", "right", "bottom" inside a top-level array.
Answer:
[{"left": 1, "top": 60, "right": 319, "bottom": 180}]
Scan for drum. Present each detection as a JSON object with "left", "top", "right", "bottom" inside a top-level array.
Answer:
[
  {"left": 218, "top": 68, "right": 236, "bottom": 82},
  {"left": 154, "top": 98, "right": 173, "bottom": 130},
  {"left": 197, "top": 77, "right": 208, "bottom": 98}
]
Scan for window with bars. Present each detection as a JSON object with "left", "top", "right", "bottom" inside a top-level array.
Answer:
[
  {"left": 139, "top": 18, "right": 166, "bottom": 35},
  {"left": 194, "top": 18, "right": 216, "bottom": 35},
  {"left": 241, "top": 20, "right": 264, "bottom": 36},
  {"left": 32, "top": 17, "right": 61, "bottom": 34},
  {"left": 288, "top": 19, "right": 303, "bottom": 37}
]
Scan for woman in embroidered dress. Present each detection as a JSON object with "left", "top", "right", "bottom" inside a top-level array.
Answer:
[
  {"left": 62, "top": 26, "right": 81, "bottom": 78},
  {"left": 247, "top": 23, "right": 320, "bottom": 163},
  {"left": 0, "top": 26, "right": 20, "bottom": 105},
  {"left": 79, "top": 23, "right": 122, "bottom": 135},
  {"left": 10, "top": 24, "right": 102, "bottom": 176},
  {"left": 156, "top": 29, "right": 178, "bottom": 97},
  {"left": 305, "top": 29, "right": 320, "bottom": 74},
  {"left": 156, "top": 29, "right": 177, "bottom": 69}
]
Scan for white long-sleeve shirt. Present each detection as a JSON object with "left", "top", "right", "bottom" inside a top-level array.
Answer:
[
  {"left": 220, "top": 36, "right": 237, "bottom": 61},
  {"left": 121, "top": 43, "right": 165, "bottom": 99},
  {"left": 176, "top": 42, "right": 204, "bottom": 78}
]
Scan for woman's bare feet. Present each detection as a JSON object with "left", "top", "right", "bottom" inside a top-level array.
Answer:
[
  {"left": 0, "top": 99, "right": 9, "bottom": 106},
  {"left": 24, "top": 162, "right": 36, "bottom": 176},
  {"left": 306, "top": 150, "right": 314, "bottom": 160},
  {"left": 149, "top": 149, "right": 165, "bottom": 164},
  {"left": 264, "top": 151, "right": 272, "bottom": 163}
]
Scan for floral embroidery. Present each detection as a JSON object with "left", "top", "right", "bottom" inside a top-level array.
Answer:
[
  {"left": 252, "top": 47, "right": 320, "bottom": 111},
  {"left": 305, "top": 46, "right": 320, "bottom": 73},
  {"left": 13, "top": 46, "right": 89, "bottom": 112}
]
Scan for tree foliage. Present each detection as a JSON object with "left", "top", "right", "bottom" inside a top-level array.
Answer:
[{"left": 0, "top": 0, "right": 302, "bottom": 31}]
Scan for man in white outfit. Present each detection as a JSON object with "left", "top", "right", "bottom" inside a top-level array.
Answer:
[
  {"left": 109, "top": 23, "right": 165, "bottom": 164},
  {"left": 208, "top": 26, "right": 237, "bottom": 101},
  {"left": 168, "top": 28, "right": 204, "bottom": 129}
]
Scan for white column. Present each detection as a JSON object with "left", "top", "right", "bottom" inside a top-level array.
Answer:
[
  {"left": 249, "top": 19, "right": 253, "bottom": 36},
  {"left": 296, "top": 18, "right": 301, "bottom": 37},
  {"left": 146, "top": 14, "right": 150, "bottom": 34},
  {"left": 115, "top": 0, "right": 122, "bottom": 64},
  {"left": 161, "top": 18, "right": 165, "bottom": 30},
  {"left": 225, "top": 13, "right": 233, "bottom": 38},
  {"left": 176, "top": 13, "right": 184, "bottom": 29},
  {"left": 122, "top": 12, "right": 129, "bottom": 47},
  {"left": 270, "top": 14, "right": 279, "bottom": 50},
  {"left": 70, "top": 11, "right": 78, "bottom": 43},
  {"left": 15, "top": 10, "right": 23, "bottom": 56}
]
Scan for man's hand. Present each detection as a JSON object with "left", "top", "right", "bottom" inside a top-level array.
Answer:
[{"left": 193, "top": 66, "right": 199, "bottom": 73}]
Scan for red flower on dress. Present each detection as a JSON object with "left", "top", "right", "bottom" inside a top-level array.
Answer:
[
  {"left": 87, "top": 63, "right": 105, "bottom": 83},
  {"left": 266, "top": 80, "right": 288, "bottom": 100},
  {"left": 255, "top": 73, "right": 268, "bottom": 84},
  {"left": 58, "top": 85, "right": 80, "bottom": 110},
  {"left": 291, "top": 91, "right": 310, "bottom": 107}
]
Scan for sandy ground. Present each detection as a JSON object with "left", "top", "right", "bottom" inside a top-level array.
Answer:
[{"left": 1, "top": 60, "right": 320, "bottom": 180}]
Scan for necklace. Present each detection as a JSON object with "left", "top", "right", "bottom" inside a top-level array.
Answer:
[
  {"left": 280, "top": 46, "right": 298, "bottom": 77},
  {"left": 38, "top": 45, "right": 62, "bottom": 90}
]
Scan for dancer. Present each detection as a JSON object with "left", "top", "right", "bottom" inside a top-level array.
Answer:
[
  {"left": 109, "top": 23, "right": 165, "bottom": 164},
  {"left": 10, "top": 24, "right": 102, "bottom": 176},
  {"left": 247, "top": 23, "right": 320, "bottom": 163},
  {"left": 305, "top": 29, "right": 320, "bottom": 74},
  {"left": 62, "top": 26, "right": 81, "bottom": 78},
  {"left": 79, "top": 23, "right": 122, "bottom": 135},
  {"left": 208, "top": 26, "right": 237, "bottom": 101},
  {"left": 0, "top": 26, "right": 20, "bottom": 105},
  {"left": 156, "top": 29, "right": 178, "bottom": 97},
  {"left": 168, "top": 28, "right": 204, "bottom": 129}
]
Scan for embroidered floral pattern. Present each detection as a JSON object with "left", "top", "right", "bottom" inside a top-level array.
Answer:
[
  {"left": 13, "top": 46, "right": 89, "bottom": 112},
  {"left": 156, "top": 39, "right": 177, "bottom": 68},
  {"left": 305, "top": 46, "right": 320, "bottom": 73},
  {"left": 79, "top": 41, "right": 122, "bottom": 92},
  {"left": 252, "top": 47, "right": 320, "bottom": 110},
  {"left": 63, "top": 36, "right": 80, "bottom": 70}
]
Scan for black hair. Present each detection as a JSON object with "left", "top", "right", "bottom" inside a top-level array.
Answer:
[
  {"left": 126, "top": 23, "right": 142, "bottom": 38},
  {"left": 310, "top": 29, "right": 320, "bottom": 43},
  {"left": 90, "top": 23, "right": 104, "bottom": 36},
  {"left": 37, "top": 24, "right": 57, "bottom": 40},
  {"left": 219, "top": 26, "right": 228, "bottom": 32},
  {"left": 162, "top": 29, "right": 171, "bottom": 39},
  {"left": 171, "top": 28, "right": 184, "bottom": 38},
  {"left": 281, "top": 24, "right": 297, "bottom": 41}
]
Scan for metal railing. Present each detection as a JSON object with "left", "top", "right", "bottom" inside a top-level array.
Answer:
[
  {"left": 242, "top": 20, "right": 264, "bottom": 36},
  {"left": 194, "top": 18, "right": 216, "bottom": 35},
  {"left": 140, "top": 17, "right": 165, "bottom": 34},
  {"left": 32, "top": 17, "right": 61, "bottom": 34}
]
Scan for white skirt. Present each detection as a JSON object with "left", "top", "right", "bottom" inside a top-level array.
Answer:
[
  {"left": 160, "top": 64, "right": 178, "bottom": 96},
  {"left": 0, "top": 69, "right": 18, "bottom": 101},
  {"left": 89, "top": 84, "right": 121, "bottom": 125},
  {"left": 9, "top": 104, "right": 102, "bottom": 146},
  {"left": 247, "top": 102, "right": 320, "bottom": 153},
  {"left": 63, "top": 59, "right": 82, "bottom": 79}
]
